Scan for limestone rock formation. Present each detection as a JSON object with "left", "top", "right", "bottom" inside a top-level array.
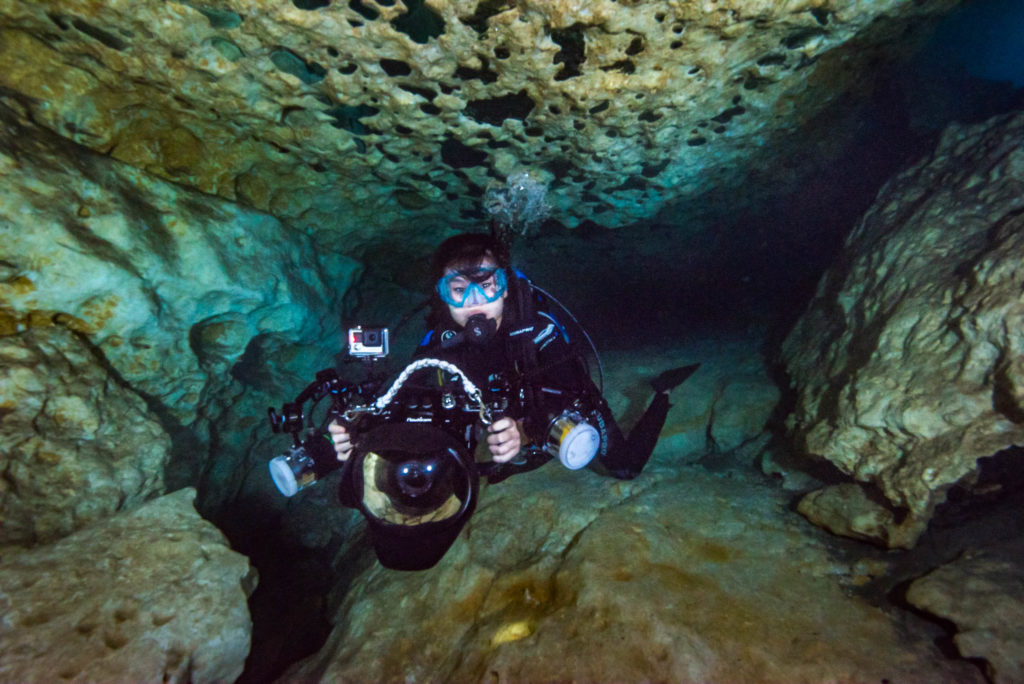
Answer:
[
  {"left": 0, "top": 0, "right": 958, "bottom": 252},
  {"left": 0, "top": 326, "right": 169, "bottom": 545},
  {"left": 285, "top": 464, "right": 981, "bottom": 683},
  {"left": 0, "top": 488, "right": 255, "bottom": 684},
  {"left": 782, "top": 110, "right": 1024, "bottom": 547},
  {"left": 0, "top": 103, "right": 355, "bottom": 519},
  {"left": 906, "top": 541, "right": 1024, "bottom": 684}
]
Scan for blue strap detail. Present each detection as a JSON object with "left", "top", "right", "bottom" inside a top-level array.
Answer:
[{"left": 419, "top": 330, "right": 434, "bottom": 347}]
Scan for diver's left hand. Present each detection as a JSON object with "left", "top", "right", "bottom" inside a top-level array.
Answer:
[{"left": 487, "top": 417, "right": 522, "bottom": 463}]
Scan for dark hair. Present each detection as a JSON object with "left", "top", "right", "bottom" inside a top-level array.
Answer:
[
  {"left": 426, "top": 233, "right": 521, "bottom": 328},
  {"left": 429, "top": 233, "right": 504, "bottom": 284}
]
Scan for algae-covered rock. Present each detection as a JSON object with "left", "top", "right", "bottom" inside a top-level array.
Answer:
[
  {"left": 783, "top": 111, "right": 1024, "bottom": 547},
  {"left": 0, "top": 488, "right": 255, "bottom": 684},
  {"left": 0, "top": 0, "right": 958, "bottom": 244},
  {"left": 0, "top": 326, "right": 168, "bottom": 545}
]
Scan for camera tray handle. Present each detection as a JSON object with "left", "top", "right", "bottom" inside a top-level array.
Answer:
[{"left": 370, "top": 358, "right": 493, "bottom": 421}]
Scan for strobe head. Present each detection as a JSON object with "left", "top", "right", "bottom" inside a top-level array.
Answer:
[{"left": 267, "top": 402, "right": 304, "bottom": 435}]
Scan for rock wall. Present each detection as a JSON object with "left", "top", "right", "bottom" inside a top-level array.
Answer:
[
  {"left": 0, "top": 488, "right": 254, "bottom": 684},
  {"left": 0, "top": 104, "right": 355, "bottom": 541},
  {"left": 782, "top": 110, "right": 1024, "bottom": 547},
  {"left": 0, "top": 0, "right": 958, "bottom": 251}
]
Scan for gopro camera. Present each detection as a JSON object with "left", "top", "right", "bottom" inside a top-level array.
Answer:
[{"left": 348, "top": 326, "right": 389, "bottom": 358}]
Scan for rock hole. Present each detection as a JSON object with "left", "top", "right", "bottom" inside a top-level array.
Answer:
[
  {"left": 323, "top": 103, "right": 379, "bottom": 135},
  {"left": 455, "top": 60, "right": 499, "bottom": 83},
  {"left": 625, "top": 36, "right": 644, "bottom": 56},
  {"left": 641, "top": 160, "right": 669, "bottom": 178},
  {"left": 783, "top": 28, "right": 825, "bottom": 50},
  {"left": 209, "top": 37, "right": 243, "bottom": 62},
  {"left": 103, "top": 630, "right": 130, "bottom": 650},
  {"left": 419, "top": 102, "right": 441, "bottom": 115},
  {"left": 348, "top": 0, "right": 378, "bottom": 21},
  {"left": 551, "top": 24, "right": 587, "bottom": 80},
  {"left": 71, "top": 18, "right": 129, "bottom": 51},
  {"left": 810, "top": 7, "right": 830, "bottom": 25},
  {"left": 391, "top": 0, "right": 445, "bottom": 43},
  {"left": 338, "top": 62, "right": 358, "bottom": 75},
  {"left": 465, "top": 90, "right": 535, "bottom": 126},
  {"left": 46, "top": 12, "right": 71, "bottom": 30},
  {"left": 379, "top": 58, "right": 412, "bottom": 76},
  {"left": 687, "top": 136, "right": 707, "bottom": 146},
  {"left": 525, "top": 126, "right": 543, "bottom": 137},
  {"left": 757, "top": 53, "right": 786, "bottom": 66},
  {"left": 191, "top": 6, "right": 243, "bottom": 29},
  {"left": 588, "top": 101, "right": 609, "bottom": 115},
  {"left": 327, "top": 46, "right": 339, "bottom": 57},
  {"left": 398, "top": 84, "right": 437, "bottom": 100},
  {"left": 711, "top": 105, "right": 745, "bottom": 124},
  {"left": 292, "top": 0, "right": 330, "bottom": 9},
  {"left": 462, "top": 0, "right": 514, "bottom": 35},
  {"left": 270, "top": 48, "right": 326, "bottom": 84},
  {"left": 494, "top": 46, "right": 511, "bottom": 59},
  {"left": 441, "top": 137, "right": 488, "bottom": 168},
  {"left": 639, "top": 110, "right": 662, "bottom": 123}
]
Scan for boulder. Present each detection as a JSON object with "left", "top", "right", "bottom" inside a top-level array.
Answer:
[
  {"left": 0, "top": 488, "right": 255, "bottom": 684},
  {"left": 906, "top": 541, "right": 1024, "bottom": 684},
  {"left": 782, "top": 111, "right": 1024, "bottom": 547}
]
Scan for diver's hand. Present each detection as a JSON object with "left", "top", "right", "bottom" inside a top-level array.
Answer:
[
  {"left": 487, "top": 417, "right": 522, "bottom": 463},
  {"left": 327, "top": 420, "right": 353, "bottom": 462}
]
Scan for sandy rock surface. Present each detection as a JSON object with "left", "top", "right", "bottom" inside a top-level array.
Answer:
[
  {"left": 783, "top": 111, "right": 1024, "bottom": 547},
  {"left": 285, "top": 461, "right": 981, "bottom": 683},
  {"left": 0, "top": 488, "right": 255, "bottom": 684}
]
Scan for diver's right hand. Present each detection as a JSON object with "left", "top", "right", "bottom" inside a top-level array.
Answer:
[{"left": 327, "top": 420, "right": 353, "bottom": 462}]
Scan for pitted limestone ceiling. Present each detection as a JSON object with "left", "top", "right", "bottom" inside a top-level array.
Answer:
[{"left": 0, "top": 0, "right": 956, "bottom": 246}]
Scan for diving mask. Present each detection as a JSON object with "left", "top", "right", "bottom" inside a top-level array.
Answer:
[{"left": 437, "top": 266, "right": 508, "bottom": 308}]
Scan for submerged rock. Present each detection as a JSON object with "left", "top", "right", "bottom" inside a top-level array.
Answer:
[
  {"left": 906, "top": 540, "right": 1024, "bottom": 684},
  {"left": 285, "top": 464, "right": 980, "bottom": 683},
  {"left": 0, "top": 326, "right": 168, "bottom": 545},
  {"left": 0, "top": 488, "right": 255, "bottom": 683},
  {"left": 783, "top": 111, "right": 1024, "bottom": 547}
]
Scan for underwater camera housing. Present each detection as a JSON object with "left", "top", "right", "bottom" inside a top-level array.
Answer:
[{"left": 266, "top": 357, "right": 535, "bottom": 570}]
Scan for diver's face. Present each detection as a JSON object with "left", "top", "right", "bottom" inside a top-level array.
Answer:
[{"left": 442, "top": 258, "right": 506, "bottom": 329}]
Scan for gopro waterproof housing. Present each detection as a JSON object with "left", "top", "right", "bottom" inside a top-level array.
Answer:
[{"left": 348, "top": 326, "right": 389, "bottom": 358}]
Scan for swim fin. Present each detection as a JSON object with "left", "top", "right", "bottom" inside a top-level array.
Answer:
[{"left": 650, "top": 363, "right": 700, "bottom": 393}]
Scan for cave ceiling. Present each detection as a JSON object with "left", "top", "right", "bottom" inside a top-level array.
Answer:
[{"left": 0, "top": 0, "right": 958, "bottom": 259}]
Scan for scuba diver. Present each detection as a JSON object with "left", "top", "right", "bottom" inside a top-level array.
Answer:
[
  {"left": 270, "top": 176, "right": 697, "bottom": 570},
  {"left": 327, "top": 232, "right": 700, "bottom": 482}
]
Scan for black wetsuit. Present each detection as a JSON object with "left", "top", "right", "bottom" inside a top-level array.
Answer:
[{"left": 414, "top": 309, "right": 670, "bottom": 480}]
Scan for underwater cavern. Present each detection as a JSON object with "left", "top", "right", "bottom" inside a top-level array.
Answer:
[{"left": 1, "top": 0, "right": 1024, "bottom": 681}]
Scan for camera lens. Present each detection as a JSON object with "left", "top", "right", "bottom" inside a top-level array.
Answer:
[
  {"left": 365, "top": 330, "right": 381, "bottom": 345},
  {"left": 396, "top": 459, "right": 437, "bottom": 497}
]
